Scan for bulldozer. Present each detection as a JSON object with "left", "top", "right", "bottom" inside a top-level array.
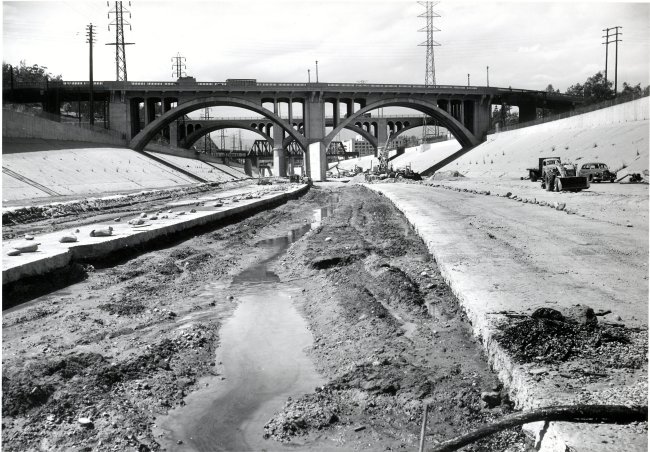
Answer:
[{"left": 539, "top": 157, "right": 589, "bottom": 192}]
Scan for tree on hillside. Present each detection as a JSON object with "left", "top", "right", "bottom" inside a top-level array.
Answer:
[
  {"left": 2, "top": 60, "right": 62, "bottom": 84},
  {"left": 619, "top": 82, "right": 649, "bottom": 99},
  {"left": 566, "top": 71, "right": 617, "bottom": 105},
  {"left": 545, "top": 84, "right": 560, "bottom": 94}
]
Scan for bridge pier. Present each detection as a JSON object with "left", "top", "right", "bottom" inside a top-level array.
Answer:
[
  {"left": 272, "top": 123, "right": 287, "bottom": 177},
  {"left": 109, "top": 99, "right": 129, "bottom": 141}
]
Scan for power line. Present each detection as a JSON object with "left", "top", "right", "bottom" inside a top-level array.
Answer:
[{"left": 106, "top": 1, "right": 135, "bottom": 82}]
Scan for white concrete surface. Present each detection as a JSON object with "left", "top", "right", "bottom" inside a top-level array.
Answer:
[
  {"left": 366, "top": 182, "right": 647, "bottom": 452},
  {"left": 2, "top": 147, "right": 199, "bottom": 201},
  {"left": 2, "top": 183, "right": 308, "bottom": 285},
  {"left": 145, "top": 152, "right": 237, "bottom": 183}
]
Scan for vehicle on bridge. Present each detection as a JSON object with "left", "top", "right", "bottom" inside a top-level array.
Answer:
[
  {"left": 577, "top": 162, "right": 617, "bottom": 183},
  {"left": 538, "top": 157, "right": 589, "bottom": 192},
  {"left": 226, "top": 78, "right": 257, "bottom": 86}
]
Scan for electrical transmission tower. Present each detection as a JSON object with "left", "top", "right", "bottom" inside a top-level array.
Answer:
[
  {"left": 172, "top": 53, "right": 187, "bottom": 79},
  {"left": 602, "top": 26, "right": 622, "bottom": 96},
  {"left": 106, "top": 1, "right": 134, "bottom": 82},
  {"left": 418, "top": 1, "right": 441, "bottom": 144}
]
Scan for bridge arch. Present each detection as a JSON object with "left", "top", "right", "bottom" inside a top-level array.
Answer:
[
  {"left": 324, "top": 97, "right": 479, "bottom": 149},
  {"left": 129, "top": 96, "right": 307, "bottom": 152},
  {"left": 181, "top": 123, "right": 273, "bottom": 149}
]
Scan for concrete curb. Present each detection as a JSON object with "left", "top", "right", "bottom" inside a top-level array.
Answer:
[
  {"left": 363, "top": 183, "right": 647, "bottom": 452},
  {"left": 2, "top": 184, "right": 309, "bottom": 286}
]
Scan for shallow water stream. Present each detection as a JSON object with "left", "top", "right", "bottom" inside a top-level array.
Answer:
[{"left": 156, "top": 207, "right": 333, "bottom": 451}]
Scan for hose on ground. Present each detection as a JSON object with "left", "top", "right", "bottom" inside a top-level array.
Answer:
[{"left": 427, "top": 404, "right": 648, "bottom": 452}]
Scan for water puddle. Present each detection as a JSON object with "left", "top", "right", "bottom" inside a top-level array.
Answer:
[{"left": 156, "top": 205, "right": 334, "bottom": 451}]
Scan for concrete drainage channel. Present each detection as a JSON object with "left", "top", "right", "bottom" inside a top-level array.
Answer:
[{"left": 2, "top": 184, "right": 645, "bottom": 451}]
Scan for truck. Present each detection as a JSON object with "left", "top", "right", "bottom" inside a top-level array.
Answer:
[
  {"left": 225, "top": 79, "right": 257, "bottom": 86},
  {"left": 536, "top": 157, "right": 589, "bottom": 192}
]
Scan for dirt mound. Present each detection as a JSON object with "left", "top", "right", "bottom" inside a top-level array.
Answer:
[{"left": 495, "top": 315, "right": 647, "bottom": 369}]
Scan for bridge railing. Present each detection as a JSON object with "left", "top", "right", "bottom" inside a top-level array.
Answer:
[{"left": 489, "top": 93, "right": 649, "bottom": 134}]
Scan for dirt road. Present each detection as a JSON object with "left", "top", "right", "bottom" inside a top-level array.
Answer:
[{"left": 2, "top": 185, "right": 531, "bottom": 451}]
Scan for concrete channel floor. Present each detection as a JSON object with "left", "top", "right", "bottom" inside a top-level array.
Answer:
[
  {"left": 2, "top": 183, "right": 307, "bottom": 285},
  {"left": 364, "top": 182, "right": 648, "bottom": 452}
]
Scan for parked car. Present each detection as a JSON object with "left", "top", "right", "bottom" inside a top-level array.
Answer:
[{"left": 577, "top": 162, "right": 617, "bottom": 183}]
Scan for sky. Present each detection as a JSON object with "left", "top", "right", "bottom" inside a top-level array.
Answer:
[
  {"left": 3, "top": 0, "right": 650, "bottom": 91},
  {"left": 2, "top": 0, "right": 650, "bottom": 145}
]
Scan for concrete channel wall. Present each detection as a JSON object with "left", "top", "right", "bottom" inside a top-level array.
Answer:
[{"left": 2, "top": 184, "right": 309, "bottom": 286}]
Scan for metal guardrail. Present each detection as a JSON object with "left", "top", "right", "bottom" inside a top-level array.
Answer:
[{"left": 489, "top": 93, "right": 649, "bottom": 134}]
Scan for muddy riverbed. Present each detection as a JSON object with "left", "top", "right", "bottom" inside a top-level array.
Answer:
[{"left": 2, "top": 185, "right": 532, "bottom": 451}]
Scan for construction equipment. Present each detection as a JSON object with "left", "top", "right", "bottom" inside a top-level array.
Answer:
[
  {"left": 396, "top": 163, "right": 422, "bottom": 181},
  {"left": 539, "top": 157, "right": 589, "bottom": 192}
]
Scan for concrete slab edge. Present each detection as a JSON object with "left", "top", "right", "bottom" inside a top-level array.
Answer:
[
  {"left": 2, "top": 184, "right": 310, "bottom": 286},
  {"left": 362, "top": 184, "right": 634, "bottom": 452}
]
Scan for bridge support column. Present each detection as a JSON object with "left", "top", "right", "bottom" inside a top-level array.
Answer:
[
  {"left": 376, "top": 119, "right": 388, "bottom": 149},
  {"left": 169, "top": 121, "right": 178, "bottom": 147},
  {"left": 473, "top": 96, "right": 492, "bottom": 141},
  {"left": 308, "top": 142, "right": 326, "bottom": 181},
  {"left": 304, "top": 98, "right": 326, "bottom": 179},
  {"left": 519, "top": 101, "right": 537, "bottom": 123},
  {"left": 272, "top": 124, "right": 286, "bottom": 177},
  {"left": 244, "top": 158, "right": 253, "bottom": 177},
  {"left": 109, "top": 99, "right": 130, "bottom": 141},
  {"left": 273, "top": 149, "right": 287, "bottom": 177},
  {"left": 144, "top": 98, "right": 156, "bottom": 125},
  {"left": 333, "top": 100, "right": 340, "bottom": 127}
]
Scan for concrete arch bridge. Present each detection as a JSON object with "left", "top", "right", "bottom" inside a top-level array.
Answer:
[{"left": 4, "top": 79, "right": 582, "bottom": 180}]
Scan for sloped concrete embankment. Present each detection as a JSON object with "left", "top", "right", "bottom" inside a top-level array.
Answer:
[{"left": 448, "top": 97, "right": 649, "bottom": 180}]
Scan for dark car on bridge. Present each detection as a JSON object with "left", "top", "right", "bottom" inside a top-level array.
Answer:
[{"left": 577, "top": 162, "right": 617, "bottom": 183}]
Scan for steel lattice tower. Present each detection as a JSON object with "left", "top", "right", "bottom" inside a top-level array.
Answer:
[
  {"left": 107, "top": 1, "right": 134, "bottom": 82},
  {"left": 418, "top": 1, "right": 441, "bottom": 86},
  {"left": 418, "top": 1, "right": 441, "bottom": 143}
]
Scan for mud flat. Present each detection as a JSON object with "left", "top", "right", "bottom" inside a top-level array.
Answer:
[{"left": 2, "top": 185, "right": 535, "bottom": 451}]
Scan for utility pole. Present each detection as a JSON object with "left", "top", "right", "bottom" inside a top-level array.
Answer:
[
  {"left": 106, "top": 1, "right": 134, "bottom": 82},
  {"left": 418, "top": 1, "right": 441, "bottom": 145},
  {"left": 315, "top": 60, "right": 319, "bottom": 83},
  {"left": 172, "top": 53, "right": 187, "bottom": 79},
  {"left": 238, "top": 130, "right": 242, "bottom": 151},
  {"left": 486, "top": 66, "right": 489, "bottom": 87},
  {"left": 614, "top": 26, "right": 622, "bottom": 96},
  {"left": 602, "top": 26, "right": 622, "bottom": 95},
  {"left": 86, "top": 23, "right": 96, "bottom": 126}
]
